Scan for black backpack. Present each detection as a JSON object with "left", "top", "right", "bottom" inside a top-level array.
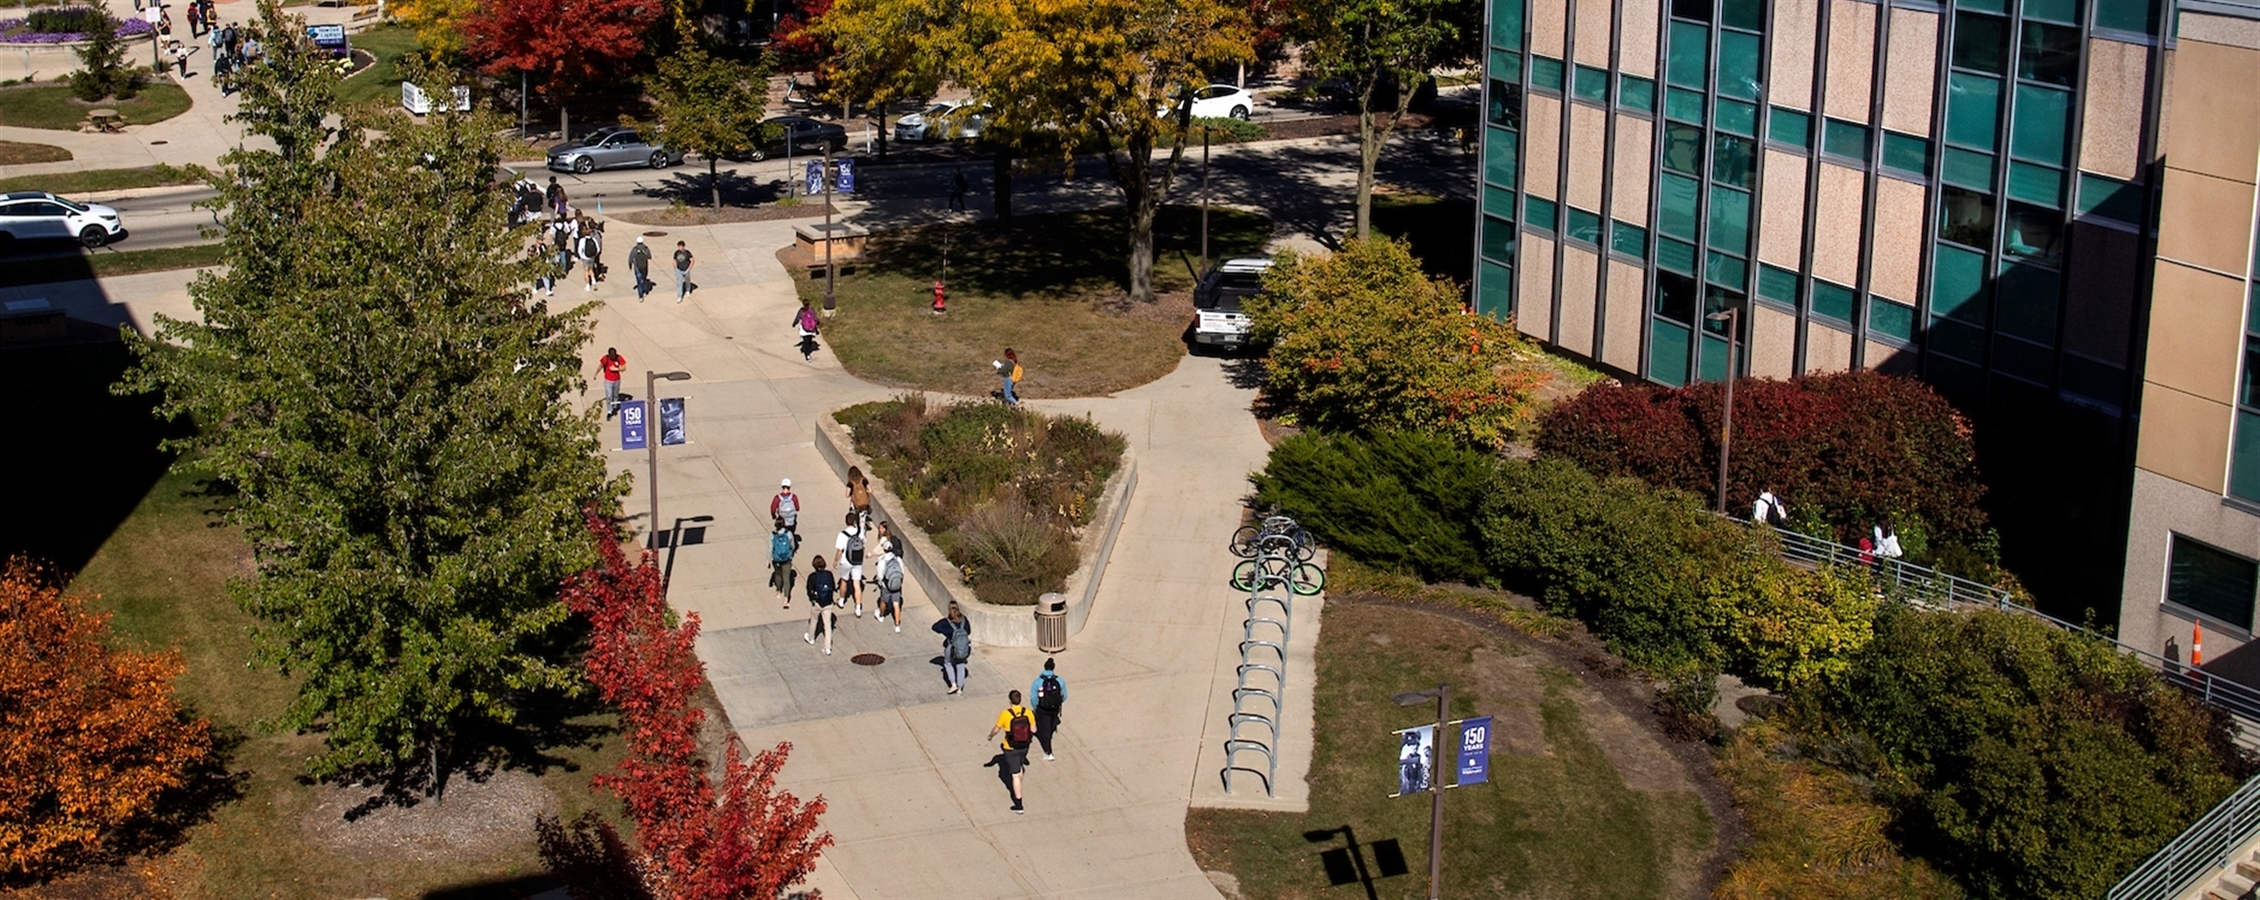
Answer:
[{"left": 1037, "top": 674, "right": 1063, "bottom": 712}]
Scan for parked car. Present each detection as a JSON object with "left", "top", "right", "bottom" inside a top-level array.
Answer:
[
  {"left": 895, "top": 101, "right": 991, "bottom": 143},
  {"left": 1191, "top": 256, "right": 1273, "bottom": 351},
  {"left": 0, "top": 191, "right": 125, "bottom": 248},
  {"left": 745, "top": 116, "right": 849, "bottom": 160},
  {"left": 546, "top": 126, "right": 685, "bottom": 174},
  {"left": 1161, "top": 84, "right": 1255, "bottom": 120}
]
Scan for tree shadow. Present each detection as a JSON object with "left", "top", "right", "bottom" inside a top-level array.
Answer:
[
  {"left": 314, "top": 674, "right": 615, "bottom": 821},
  {"left": 1, "top": 337, "right": 187, "bottom": 579},
  {"left": 0, "top": 720, "right": 253, "bottom": 889},
  {"left": 849, "top": 205, "right": 1274, "bottom": 301},
  {"left": 634, "top": 166, "right": 794, "bottom": 208}
]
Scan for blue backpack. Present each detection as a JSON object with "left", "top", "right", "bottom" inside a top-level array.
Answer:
[{"left": 771, "top": 531, "right": 794, "bottom": 564}]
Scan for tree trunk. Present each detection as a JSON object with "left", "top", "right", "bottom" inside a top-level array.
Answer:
[
  {"left": 1127, "top": 184, "right": 1158, "bottom": 304},
  {"left": 560, "top": 107, "right": 569, "bottom": 142},
  {"left": 1355, "top": 105, "right": 1380, "bottom": 238},
  {"left": 991, "top": 149, "right": 1013, "bottom": 220},
  {"left": 709, "top": 156, "right": 722, "bottom": 209}
]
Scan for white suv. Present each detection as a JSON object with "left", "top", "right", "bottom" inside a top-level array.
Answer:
[
  {"left": 1192, "top": 257, "right": 1272, "bottom": 351},
  {"left": 0, "top": 191, "right": 126, "bottom": 248}
]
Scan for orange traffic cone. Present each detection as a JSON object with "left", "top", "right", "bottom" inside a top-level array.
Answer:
[{"left": 2194, "top": 620, "right": 2205, "bottom": 666}]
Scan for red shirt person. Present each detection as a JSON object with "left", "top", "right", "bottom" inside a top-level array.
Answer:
[{"left": 600, "top": 348, "right": 625, "bottom": 419}]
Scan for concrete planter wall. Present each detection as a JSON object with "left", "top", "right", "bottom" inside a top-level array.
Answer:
[{"left": 815, "top": 411, "right": 1136, "bottom": 649}]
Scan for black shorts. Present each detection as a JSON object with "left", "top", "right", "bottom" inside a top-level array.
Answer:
[{"left": 1000, "top": 747, "right": 1029, "bottom": 775}]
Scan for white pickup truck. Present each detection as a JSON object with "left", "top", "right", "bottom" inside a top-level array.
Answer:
[{"left": 1191, "top": 257, "right": 1273, "bottom": 352}]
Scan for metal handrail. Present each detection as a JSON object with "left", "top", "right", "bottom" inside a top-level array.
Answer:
[{"left": 2110, "top": 772, "right": 2260, "bottom": 900}]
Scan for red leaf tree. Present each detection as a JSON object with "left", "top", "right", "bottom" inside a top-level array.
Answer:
[
  {"left": 0, "top": 558, "right": 212, "bottom": 877},
  {"left": 464, "top": 0, "right": 663, "bottom": 98},
  {"left": 551, "top": 514, "right": 832, "bottom": 899},
  {"left": 768, "top": 0, "right": 833, "bottom": 73}
]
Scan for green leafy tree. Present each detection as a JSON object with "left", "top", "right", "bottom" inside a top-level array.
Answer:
[
  {"left": 804, "top": 0, "right": 945, "bottom": 161},
  {"left": 1288, "top": 0, "right": 1476, "bottom": 237},
  {"left": 1250, "top": 429, "right": 1495, "bottom": 584},
  {"left": 1244, "top": 235, "right": 1546, "bottom": 450},
  {"left": 68, "top": 10, "right": 139, "bottom": 102},
  {"left": 118, "top": 3, "right": 626, "bottom": 796},
  {"left": 644, "top": 47, "right": 775, "bottom": 209}
]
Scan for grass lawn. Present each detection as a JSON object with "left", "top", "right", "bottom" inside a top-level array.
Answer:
[
  {"left": 0, "top": 82, "right": 192, "bottom": 130},
  {"left": 1187, "top": 599, "right": 1716, "bottom": 899},
  {"left": 805, "top": 205, "right": 1271, "bottom": 398},
  {"left": 335, "top": 24, "right": 423, "bottom": 107},
  {"left": 0, "top": 243, "right": 226, "bottom": 288},
  {"left": 0, "top": 163, "right": 208, "bottom": 194},
  {"left": 0, "top": 139, "right": 70, "bottom": 164}
]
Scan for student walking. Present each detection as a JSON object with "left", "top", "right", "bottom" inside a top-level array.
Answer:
[
  {"left": 627, "top": 236, "right": 653, "bottom": 300},
  {"left": 793, "top": 300, "right": 821, "bottom": 361},
  {"left": 834, "top": 512, "right": 866, "bottom": 618},
  {"left": 770, "top": 517, "right": 797, "bottom": 607},
  {"left": 1029, "top": 658, "right": 1067, "bottom": 760},
  {"left": 997, "top": 349, "right": 1023, "bottom": 407},
  {"left": 935, "top": 602, "right": 972, "bottom": 693},
  {"left": 577, "top": 224, "right": 603, "bottom": 291},
  {"left": 546, "top": 177, "right": 567, "bottom": 219},
  {"left": 987, "top": 691, "right": 1036, "bottom": 814},
  {"left": 876, "top": 541, "right": 905, "bottom": 633},
  {"left": 672, "top": 241, "right": 696, "bottom": 301},
  {"left": 803, "top": 555, "right": 839, "bottom": 655},
  {"left": 598, "top": 347, "right": 625, "bottom": 419},
  {"left": 948, "top": 167, "right": 969, "bottom": 211},
  {"left": 770, "top": 479, "right": 802, "bottom": 551},
  {"left": 845, "top": 465, "right": 873, "bottom": 531}
]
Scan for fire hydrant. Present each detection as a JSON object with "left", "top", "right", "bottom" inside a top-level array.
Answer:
[{"left": 932, "top": 280, "right": 948, "bottom": 314}]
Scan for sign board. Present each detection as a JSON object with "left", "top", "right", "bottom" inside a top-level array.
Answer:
[
  {"left": 143, "top": 5, "right": 162, "bottom": 24},
  {"left": 305, "top": 23, "right": 349, "bottom": 59},
  {"left": 620, "top": 400, "right": 648, "bottom": 450},
  {"left": 401, "top": 81, "right": 472, "bottom": 115},
  {"left": 658, "top": 397, "right": 686, "bottom": 446},
  {"left": 836, "top": 158, "right": 855, "bottom": 193},
  {"left": 1396, "top": 725, "right": 1435, "bottom": 796},
  {"left": 1456, "top": 716, "right": 1492, "bottom": 786},
  {"left": 806, "top": 160, "right": 824, "bottom": 196}
]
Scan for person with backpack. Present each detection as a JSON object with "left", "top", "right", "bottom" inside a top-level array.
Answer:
[
  {"left": 997, "top": 348, "right": 1023, "bottom": 406},
  {"left": 985, "top": 690, "right": 1035, "bottom": 814},
  {"left": 545, "top": 177, "right": 567, "bottom": 219},
  {"left": 769, "top": 517, "right": 797, "bottom": 607},
  {"left": 844, "top": 466, "right": 873, "bottom": 535},
  {"left": 877, "top": 541, "right": 905, "bottom": 633},
  {"left": 770, "top": 479, "right": 801, "bottom": 551},
  {"left": 577, "top": 223, "right": 603, "bottom": 291},
  {"left": 1028, "top": 658, "right": 1067, "bottom": 761},
  {"left": 803, "top": 554, "right": 838, "bottom": 655},
  {"left": 933, "top": 601, "right": 972, "bottom": 694},
  {"left": 626, "top": 235, "right": 653, "bottom": 300},
  {"left": 793, "top": 300, "right": 821, "bottom": 362},
  {"left": 834, "top": 512, "right": 866, "bottom": 618}
]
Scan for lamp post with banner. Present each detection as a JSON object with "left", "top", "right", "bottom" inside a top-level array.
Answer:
[
  {"left": 807, "top": 144, "right": 856, "bottom": 314},
  {"left": 643, "top": 370, "right": 692, "bottom": 549},
  {"left": 1390, "top": 684, "right": 1492, "bottom": 900}
]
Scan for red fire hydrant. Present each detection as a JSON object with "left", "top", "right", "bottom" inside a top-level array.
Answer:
[{"left": 932, "top": 280, "right": 948, "bottom": 314}]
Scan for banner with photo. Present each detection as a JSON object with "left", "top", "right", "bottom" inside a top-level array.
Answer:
[{"left": 1397, "top": 725, "right": 1436, "bottom": 796}]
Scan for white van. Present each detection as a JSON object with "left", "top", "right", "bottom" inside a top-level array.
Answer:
[{"left": 1192, "top": 257, "right": 1272, "bottom": 351}]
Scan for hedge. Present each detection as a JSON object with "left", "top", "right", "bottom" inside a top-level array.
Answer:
[{"left": 1248, "top": 430, "right": 1492, "bottom": 585}]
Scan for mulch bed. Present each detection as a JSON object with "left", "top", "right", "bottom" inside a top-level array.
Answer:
[{"left": 610, "top": 201, "right": 838, "bottom": 227}]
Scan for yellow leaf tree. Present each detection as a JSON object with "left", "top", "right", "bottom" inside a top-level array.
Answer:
[{"left": 388, "top": 0, "right": 478, "bottom": 54}]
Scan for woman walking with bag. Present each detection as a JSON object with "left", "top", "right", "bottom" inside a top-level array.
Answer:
[
  {"left": 793, "top": 300, "right": 822, "bottom": 362},
  {"left": 933, "top": 602, "right": 972, "bottom": 693}
]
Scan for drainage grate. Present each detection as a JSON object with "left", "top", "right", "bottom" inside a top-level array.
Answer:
[{"left": 850, "top": 653, "right": 885, "bottom": 666}]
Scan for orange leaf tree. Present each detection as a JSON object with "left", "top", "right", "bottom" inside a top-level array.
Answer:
[{"left": 0, "top": 559, "right": 212, "bottom": 876}]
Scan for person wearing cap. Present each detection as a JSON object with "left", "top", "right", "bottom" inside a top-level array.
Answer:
[
  {"left": 770, "top": 478, "right": 802, "bottom": 551},
  {"left": 626, "top": 235, "right": 652, "bottom": 300}
]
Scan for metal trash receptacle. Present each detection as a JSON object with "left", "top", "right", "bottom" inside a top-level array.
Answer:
[{"left": 1035, "top": 592, "right": 1068, "bottom": 653}]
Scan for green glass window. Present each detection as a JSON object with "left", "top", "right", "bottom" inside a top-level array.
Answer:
[
  {"left": 1659, "top": 173, "right": 1702, "bottom": 241},
  {"left": 2019, "top": 23, "right": 2079, "bottom": 87},
  {"left": 2024, "top": 0, "right": 2078, "bottom": 25},
  {"left": 2095, "top": 0, "right": 2159, "bottom": 34},
  {"left": 1526, "top": 195, "right": 1559, "bottom": 233},
  {"left": 2078, "top": 173, "right": 2144, "bottom": 224},
  {"left": 1811, "top": 280, "right": 1855, "bottom": 323},
  {"left": 1489, "top": 49, "right": 1523, "bottom": 84},
  {"left": 2002, "top": 201, "right": 2062, "bottom": 265},
  {"left": 1952, "top": 12, "right": 2009, "bottom": 74},
  {"left": 1719, "top": 31, "right": 1761, "bottom": 100},
  {"left": 1768, "top": 107, "right": 1812, "bottom": 148},
  {"left": 1482, "top": 215, "right": 1517, "bottom": 264},
  {"left": 1870, "top": 298, "right": 1916, "bottom": 342},
  {"left": 1566, "top": 206, "right": 1604, "bottom": 245},
  {"left": 1666, "top": 88, "right": 1708, "bottom": 124},
  {"left": 1671, "top": 0, "right": 1711, "bottom": 22},
  {"left": 1714, "top": 134, "right": 1756, "bottom": 188},
  {"left": 2008, "top": 161, "right": 2064, "bottom": 208},
  {"left": 1721, "top": 0, "right": 1763, "bottom": 31},
  {"left": 1882, "top": 132, "right": 1929, "bottom": 177},
  {"left": 1611, "top": 220, "right": 1649, "bottom": 259},
  {"left": 1621, "top": 75, "right": 1657, "bottom": 113},
  {"left": 1650, "top": 319, "right": 1691, "bottom": 387},
  {"left": 1484, "top": 127, "right": 1519, "bottom": 186},
  {"left": 1657, "top": 237, "right": 1698, "bottom": 274},
  {"left": 1928, "top": 315, "right": 1987, "bottom": 361},
  {"left": 1488, "top": 80, "right": 1523, "bottom": 128},
  {"left": 1655, "top": 271, "right": 1700, "bottom": 322},
  {"left": 1822, "top": 119, "right": 1870, "bottom": 161},
  {"left": 1698, "top": 333, "right": 1731, "bottom": 382},
  {"left": 1933, "top": 242, "right": 1991, "bottom": 324},
  {"left": 1532, "top": 56, "right": 1566, "bottom": 91},
  {"left": 1491, "top": 0, "right": 1524, "bottom": 49},
  {"left": 2247, "top": 335, "right": 2260, "bottom": 407},
  {"left": 1663, "top": 123, "right": 1706, "bottom": 175},
  {"left": 1708, "top": 185, "right": 1751, "bottom": 255},
  {"left": 1942, "top": 147, "right": 1993, "bottom": 189},
  {"left": 1958, "top": 0, "right": 2005, "bottom": 11},
  {"left": 2011, "top": 85, "right": 2071, "bottom": 166},
  {"left": 1668, "top": 21, "right": 1711, "bottom": 89},
  {"left": 1478, "top": 260, "right": 1514, "bottom": 317},
  {"left": 1941, "top": 186, "right": 1995, "bottom": 247},
  {"left": 1996, "top": 262, "right": 2059, "bottom": 343},
  {"left": 1483, "top": 184, "right": 1516, "bottom": 221},
  {"left": 1574, "top": 65, "right": 1610, "bottom": 102},
  {"left": 1947, "top": 74, "right": 2002, "bottom": 150},
  {"left": 2166, "top": 536, "right": 2257, "bottom": 629},
  {"left": 1715, "top": 99, "right": 1757, "bottom": 137},
  {"left": 1757, "top": 265, "right": 1799, "bottom": 306},
  {"left": 1707, "top": 252, "right": 1748, "bottom": 288}
]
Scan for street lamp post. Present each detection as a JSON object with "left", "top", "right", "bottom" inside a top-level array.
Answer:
[
  {"left": 822, "top": 139, "right": 836, "bottom": 312},
  {"left": 1393, "top": 683, "right": 1450, "bottom": 900},
  {"left": 1200, "top": 123, "right": 1211, "bottom": 272},
  {"left": 1705, "top": 307, "right": 1740, "bottom": 515},
  {"left": 645, "top": 369, "right": 692, "bottom": 546}
]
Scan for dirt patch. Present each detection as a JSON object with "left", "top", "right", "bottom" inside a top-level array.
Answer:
[
  {"left": 1468, "top": 647, "right": 1550, "bottom": 759},
  {"left": 612, "top": 201, "right": 839, "bottom": 228},
  {"left": 0, "top": 140, "right": 70, "bottom": 165},
  {"left": 300, "top": 770, "right": 557, "bottom": 862}
]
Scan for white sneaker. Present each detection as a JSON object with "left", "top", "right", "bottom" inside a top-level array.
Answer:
[
  {"left": 824, "top": 646, "right": 832, "bottom": 655},
  {"left": 855, "top": 606, "right": 863, "bottom": 618},
  {"left": 894, "top": 624, "right": 901, "bottom": 633},
  {"left": 803, "top": 633, "right": 814, "bottom": 644},
  {"left": 1044, "top": 753, "right": 1054, "bottom": 760}
]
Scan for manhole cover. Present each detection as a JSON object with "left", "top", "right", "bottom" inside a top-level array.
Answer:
[{"left": 850, "top": 653, "right": 885, "bottom": 666}]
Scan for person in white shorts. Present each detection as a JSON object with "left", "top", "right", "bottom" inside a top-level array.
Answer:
[{"left": 834, "top": 512, "right": 866, "bottom": 618}]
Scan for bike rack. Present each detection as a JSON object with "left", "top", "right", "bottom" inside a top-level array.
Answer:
[{"left": 1221, "top": 514, "right": 1319, "bottom": 798}]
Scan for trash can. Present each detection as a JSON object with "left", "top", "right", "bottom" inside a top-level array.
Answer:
[{"left": 1035, "top": 592, "right": 1068, "bottom": 653}]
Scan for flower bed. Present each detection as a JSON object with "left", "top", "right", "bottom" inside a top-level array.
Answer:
[
  {"left": 835, "top": 394, "right": 1125, "bottom": 606},
  {"left": 0, "top": 14, "right": 152, "bottom": 43}
]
